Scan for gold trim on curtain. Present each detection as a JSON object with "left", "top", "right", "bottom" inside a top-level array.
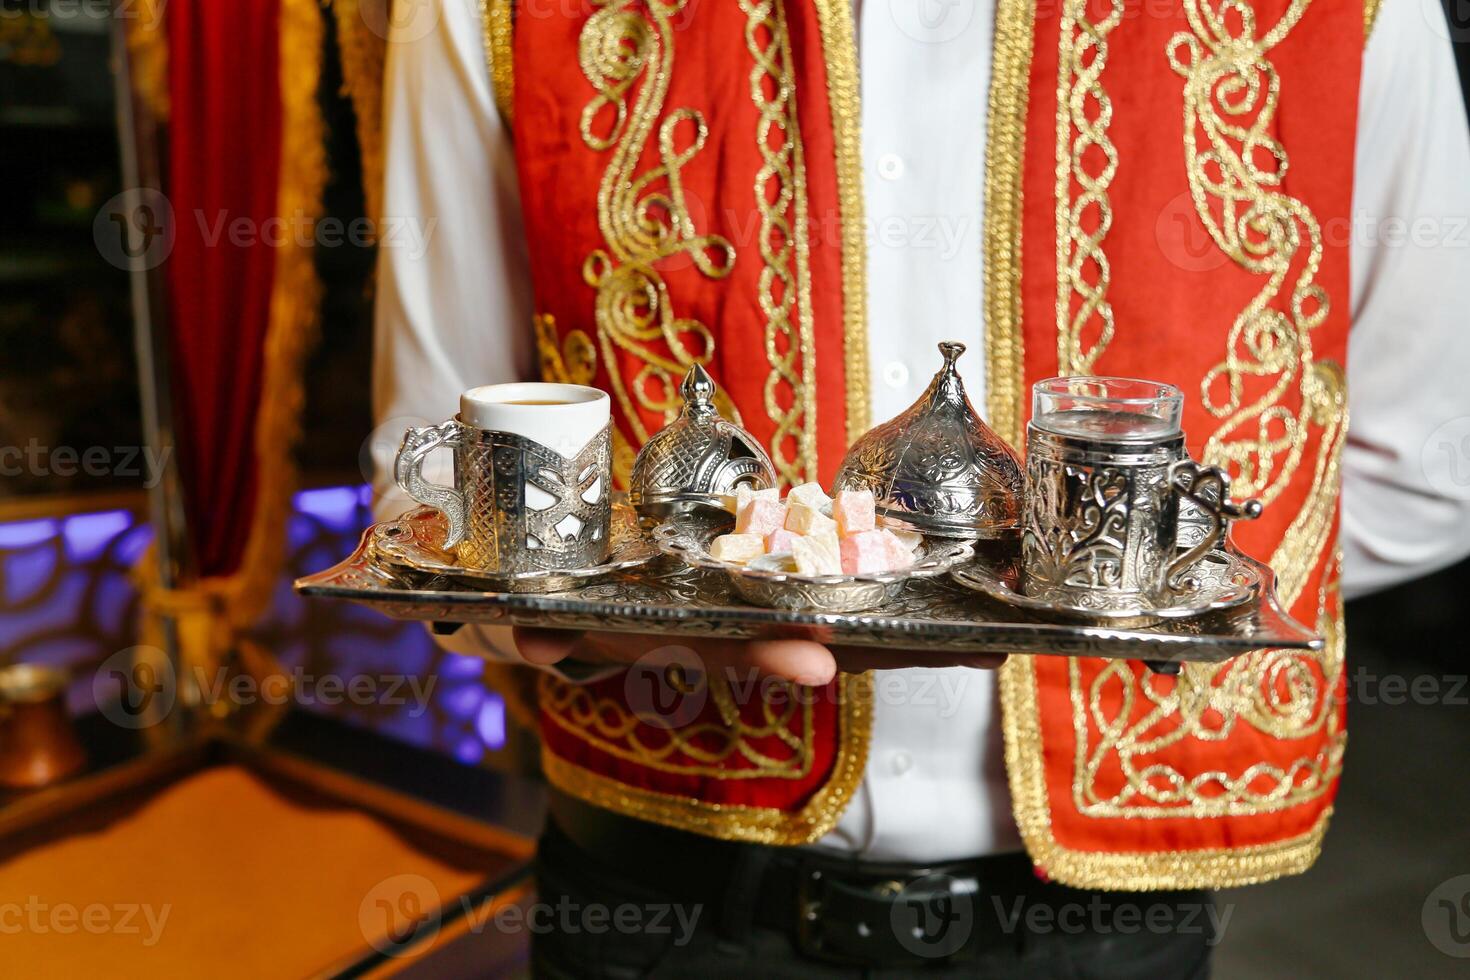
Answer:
[{"left": 330, "top": 0, "right": 389, "bottom": 229}]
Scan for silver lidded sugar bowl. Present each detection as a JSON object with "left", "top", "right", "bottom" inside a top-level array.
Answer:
[
  {"left": 834, "top": 342, "right": 1024, "bottom": 538},
  {"left": 628, "top": 364, "right": 778, "bottom": 522}
]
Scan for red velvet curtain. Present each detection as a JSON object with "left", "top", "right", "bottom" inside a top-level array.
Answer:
[{"left": 165, "top": 0, "right": 282, "bottom": 578}]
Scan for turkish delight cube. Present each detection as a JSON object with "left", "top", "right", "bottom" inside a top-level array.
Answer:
[
  {"left": 709, "top": 533, "right": 766, "bottom": 564},
  {"left": 765, "top": 527, "right": 800, "bottom": 555},
  {"left": 785, "top": 500, "right": 837, "bottom": 536},
  {"left": 840, "top": 529, "right": 897, "bottom": 574},
  {"left": 878, "top": 515, "right": 924, "bottom": 552},
  {"left": 793, "top": 529, "right": 843, "bottom": 576},
  {"left": 735, "top": 497, "right": 787, "bottom": 536},
  {"left": 878, "top": 528, "right": 917, "bottom": 569},
  {"left": 787, "top": 481, "right": 833, "bottom": 515},
  {"left": 725, "top": 484, "right": 780, "bottom": 514},
  {"left": 833, "top": 489, "right": 877, "bottom": 536}
]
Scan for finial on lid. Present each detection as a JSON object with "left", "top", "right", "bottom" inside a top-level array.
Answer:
[
  {"left": 681, "top": 363, "right": 717, "bottom": 415},
  {"left": 629, "top": 363, "right": 777, "bottom": 521},
  {"left": 832, "top": 341, "right": 1022, "bottom": 538}
]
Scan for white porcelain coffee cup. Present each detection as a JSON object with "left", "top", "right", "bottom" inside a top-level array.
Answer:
[{"left": 459, "top": 382, "right": 610, "bottom": 457}]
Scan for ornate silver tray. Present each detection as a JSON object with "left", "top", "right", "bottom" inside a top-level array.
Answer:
[
  {"left": 372, "top": 504, "right": 664, "bottom": 594},
  {"left": 296, "top": 516, "right": 1321, "bottom": 667},
  {"left": 651, "top": 518, "right": 973, "bottom": 613},
  {"left": 950, "top": 547, "right": 1261, "bottom": 628}
]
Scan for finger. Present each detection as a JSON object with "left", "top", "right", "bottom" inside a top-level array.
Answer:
[
  {"left": 511, "top": 627, "right": 585, "bottom": 666},
  {"left": 576, "top": 632, "right": 839, "bottom": 688},
  {"left": 828, "top": 646, "right": 1008, "bottom": 672}
]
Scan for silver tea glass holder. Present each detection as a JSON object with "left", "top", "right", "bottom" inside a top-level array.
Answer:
[{"left": 1016, "top": 377, "right": 1263, "bottom": 617}]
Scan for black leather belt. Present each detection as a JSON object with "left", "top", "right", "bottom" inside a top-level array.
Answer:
[{"left": 544, "top": 789, "right": 1041, "bottom": 967}]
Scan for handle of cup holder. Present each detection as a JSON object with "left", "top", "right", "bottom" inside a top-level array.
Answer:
[
  {"left": 395, "top": 421, "right": 468, "bottom": 549},
  {"left": 1164, "top": 460, "right": 1263, "bottom": 593}
]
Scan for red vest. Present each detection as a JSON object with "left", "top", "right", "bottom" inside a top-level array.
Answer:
[{"left": 493, "top": 0, "right": 1363, "bottom": 889}]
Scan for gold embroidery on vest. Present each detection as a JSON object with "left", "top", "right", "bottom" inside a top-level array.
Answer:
[
  {"left": 983, "top": 0, "right": 1038, "bottom": 445},
  {"left": 741, "top": 0, "right": 818, "bottom": 487},
  {"left": 1068, "top": 599, "right": 1345, "bottom": 819},
  {"left": 1044, "top": 0, "right": 1344, "bottom": 826},
  {"left": 998, "top": 0, "right": 1346, "bottom": 891},
  {"left": 480, "top": 0, "right": 515, "bottom": 128},
  {"left": 1168, "top": 0, "right": 1325, "bottom": 506},
  {"left": 577, "top": 0, "right": 740, "bottom": 443},
  {"left": 541, "top": 671, "right": 874, "bottom": 845},
  {"left": 535, "top": 313, "right": 637, "bottom": 483},
  {"left": 1270, "top": 359, "right": 1346, "bottom": 606},
  {"left": 811, "top": 0, "right": 870, "bottom": 444},
  {"left": 1055, "top": 0, "right": 1122, "bottom": 374},
  {"left": 539, "top": 671, "right": 814, "bottom": 779},
  {"left": 1364, "top": 0, "right": 1383, "bottom": 37}
]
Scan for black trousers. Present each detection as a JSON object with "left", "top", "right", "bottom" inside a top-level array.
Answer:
[{"left": 531, "top": 818, "right": 1216, "bottom": 979}]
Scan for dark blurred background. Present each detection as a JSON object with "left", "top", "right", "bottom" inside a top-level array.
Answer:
[{"left": 0, "top": 1, "right": 1466, "bottom": 976}]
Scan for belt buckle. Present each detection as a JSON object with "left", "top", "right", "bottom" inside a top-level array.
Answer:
[
  {"left": 794, "top": 869, "right": 924, "bottom": 966},
  {"left": 796, "top": 865, "right": 980, "bottom": 966}
]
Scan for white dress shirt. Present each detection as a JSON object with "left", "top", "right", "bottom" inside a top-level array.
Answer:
[{"left": 373, "top": 0, "right": 1470, "bottom": 862}]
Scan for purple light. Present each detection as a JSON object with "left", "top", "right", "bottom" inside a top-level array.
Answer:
[
  {"left": 453, "top": 736, "right": 485, "bottom": 765},
  {"left": 62, "top": 510, "right": 134, "bottom": 563},
  {"left": 114, "top": 524, "right": 154, "bottom": 564},
  {"left": 476, "top": 696, "right": 507, "bottom": 749},
  {"left": 5, "top": 548, "right": 59, "bottom": 605},
  {"left": 0, "top": 519, "right": 57, "bottom": 549},
  {"left": 0, "top": 483, "right": 514, "bottom": 765},
  {"left": 442, "top": 653, "right": 486, "bottom": 679},
  {"left": 294, "top": 486, "right": 366, "bottom": 530},
  {"left": 442, "top": 683, "right": 483, "bottom": 721}
]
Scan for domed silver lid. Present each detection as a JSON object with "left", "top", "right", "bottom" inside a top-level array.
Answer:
[
  {"left": 834, "top": 342, "right": 1023, "bottom": 538},
  {"left": 629, "top": 364, "right": 777, "bottom": 520}
]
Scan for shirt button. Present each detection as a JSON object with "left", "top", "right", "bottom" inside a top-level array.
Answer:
[
  {"left": 878, "top": 153, "right": 905, "bottom": 181},
  {"left": 889, "top": 751, "right": 913, "bottom": 776},
  {"left": 882, "top": 361, "right": 910, "bottom": 388}
]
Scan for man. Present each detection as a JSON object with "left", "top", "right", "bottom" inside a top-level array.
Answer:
[{"left": 372, "top": 0, "right": 1470, "bottom": 974}]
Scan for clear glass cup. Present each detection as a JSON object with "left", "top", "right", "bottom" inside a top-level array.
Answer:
[{"left": 1031, "top": 377, "right": 1183, "bottom": 442}]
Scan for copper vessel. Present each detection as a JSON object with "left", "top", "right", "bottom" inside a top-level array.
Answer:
[{"left": 0, "top": 663, "right": 87, "bottom": 789}]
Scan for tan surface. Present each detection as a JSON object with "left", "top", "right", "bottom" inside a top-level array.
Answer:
[{"left": 0, "top": 765, "right": 489, "bottom": 978}]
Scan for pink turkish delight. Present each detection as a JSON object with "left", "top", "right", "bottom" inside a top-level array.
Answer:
[
  {"left": 735, "top": 497, "right": 786, "bottom": 537},
  {"left": 839, "top": 529, "right": 894, "bottom": 574},
  {"left": 765, "top": 527, "right": 800, "bottom": 555},
  {"left": 879, "top": 528, "right": 916, "bottom": 569},
  {"left": 833, "top": 489, "right": 876, "bottom": 536}
]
